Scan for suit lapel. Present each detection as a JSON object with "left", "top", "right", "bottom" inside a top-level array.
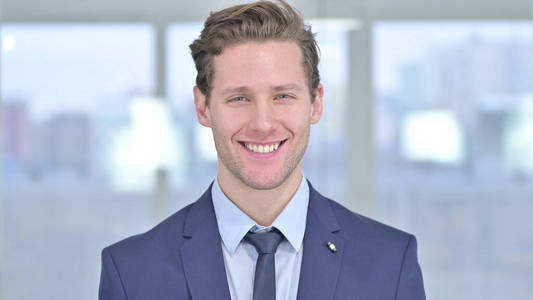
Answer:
[
  {"left": 297, "top": 182, "right": 345, "bottom": 300},
  {"left": 180, "top": 185, "right": 231, "bottom": 300}
]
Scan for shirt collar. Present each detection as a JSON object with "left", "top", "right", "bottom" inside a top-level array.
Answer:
[{"left": 211, "top": 175, "right": 309, "bottom": 255}]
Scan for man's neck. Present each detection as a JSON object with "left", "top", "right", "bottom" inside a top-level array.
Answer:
[{"left": 217, "top": 168, "right": 303, "bottom": 227}]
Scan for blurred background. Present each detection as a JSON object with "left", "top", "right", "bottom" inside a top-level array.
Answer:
[{"left": 1, "top": 0, "right": 532, "bottom": 299}]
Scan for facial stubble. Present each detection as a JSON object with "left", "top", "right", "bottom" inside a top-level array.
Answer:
[{"left": 211, "top": 120, "right": 310, "bottom": 191}]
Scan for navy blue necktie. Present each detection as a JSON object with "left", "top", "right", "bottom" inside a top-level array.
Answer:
[{"left": 245, "top": 229, "right": 284, "bottom": 300}]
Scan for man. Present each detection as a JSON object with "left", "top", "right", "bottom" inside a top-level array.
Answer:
[{"left": 99, "top": 1, "right": 426, "bottom": 299}]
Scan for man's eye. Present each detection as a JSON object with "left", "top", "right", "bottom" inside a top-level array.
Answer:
[
  {"left": 276, "top": 94, "right": 292, "bottom": 100},
  {"left": 231, "top": 96, "right": 247, "bottom": 102}
]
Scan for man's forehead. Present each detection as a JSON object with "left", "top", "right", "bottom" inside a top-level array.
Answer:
[
  {"left": 213, "top": 41, "right": 303, "bottom": 68},
  {"left": 210, "top": 41, "right": 307, "bottom": 92},
  {"left": 218, "top": 40, "right": 301, "bottom": 55}
]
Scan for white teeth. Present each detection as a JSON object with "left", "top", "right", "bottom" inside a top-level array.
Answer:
[{"left": 244, "top": 142, "right": 281, "bottom": 153}]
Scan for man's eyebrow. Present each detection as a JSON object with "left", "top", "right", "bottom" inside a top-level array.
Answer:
[
  {"left": 220, "top": 86, "right": 251, "bottom": 95},
  {"left": 272, "top": 84, "right": 303, "bottom": 92},
  {"left": 220, "top": 84, "right": 304, "bottom": 95}
]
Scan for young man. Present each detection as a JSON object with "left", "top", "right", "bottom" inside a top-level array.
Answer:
[{"left": 99, "top": 1, "right": 426, "bottom": 299}]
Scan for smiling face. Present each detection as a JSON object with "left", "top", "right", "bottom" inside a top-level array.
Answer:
[{"left": 194, "top": 41, "right": 323, "bottom": 190}]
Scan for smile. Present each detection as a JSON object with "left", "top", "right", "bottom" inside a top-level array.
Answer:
[{"left": 239, "top": 140, "right": 287, "bottom": 154}]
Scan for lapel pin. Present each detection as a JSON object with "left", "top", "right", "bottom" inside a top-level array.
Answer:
[{"left": 327, "top": 242, "right": 337, "bottom": 253}]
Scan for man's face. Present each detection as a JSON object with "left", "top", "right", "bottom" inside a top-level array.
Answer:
[{"left": 194, "top": 41, "right": 323, "bottom": 190}]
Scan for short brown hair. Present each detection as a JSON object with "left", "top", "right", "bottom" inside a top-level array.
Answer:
[{"left": 189, "top": 0, "right": 320, "bottom": 102}]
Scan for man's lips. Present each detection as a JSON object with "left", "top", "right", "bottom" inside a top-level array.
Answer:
[{"left": 238, "top": 139, "right": 288, "bottom": 154}]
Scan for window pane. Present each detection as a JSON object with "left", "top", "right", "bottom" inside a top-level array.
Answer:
[
  {"left": 1, "top": 24, "right": 155, "bottom": 300},
  {"left": 305, "top": 20, "right": 351, "bottom": 202},
  {"left": 167, "top": 23, "right": 217, "bottom": 205},
  {"left": 374, "top": 21, "right": 533, "bottom": 300}
]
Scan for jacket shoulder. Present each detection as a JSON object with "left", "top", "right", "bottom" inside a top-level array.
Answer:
[
  {"left": 325, "top": 198, "right": 426, "bottom": 299},
  {"left": 104, "top": 201, "right": 193, "bottom": 260},
  {"left": 99, "top": 202, "right": 197, "bottom": 299}
]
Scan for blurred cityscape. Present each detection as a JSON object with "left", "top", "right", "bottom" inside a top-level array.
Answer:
[
  {"left": 376, "top": 28, "right": 532, "bottom": 178},
  {"left": 374, "top": 23, "right": 533, "bottom": 299}
]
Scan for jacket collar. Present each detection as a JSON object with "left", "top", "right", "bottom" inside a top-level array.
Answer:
[
  {"left": 296, "top": 180, "right": 345, "bottom": 300},
  {"left": 180, "top": 183, "right": 232, "bottom": 300},
  {"left": 180, "top": 181, "right": 344, "bottom": 300}
]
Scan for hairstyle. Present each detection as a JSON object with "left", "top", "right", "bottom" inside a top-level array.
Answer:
[{"left": 189, "top": 0, "right": 320, "bottom": 103}]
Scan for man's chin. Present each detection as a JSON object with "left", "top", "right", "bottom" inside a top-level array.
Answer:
[
  {"left": 239, "top": 177, "right": 285, "bottom": 191},
  {"left": 237, "top": 171, "right": 291, "bottom": 191}
]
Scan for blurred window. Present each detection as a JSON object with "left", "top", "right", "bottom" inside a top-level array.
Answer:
[
  {"left": 373, "top": 21, "right": 533, "bottom": 300},
  {"left": 2, "top": 24, "right": 155, "bottom": 187},
  {"left": 1, "top": 23, "right": 155, "bottom": 300}
]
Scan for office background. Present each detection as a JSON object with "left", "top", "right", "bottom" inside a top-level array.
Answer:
[{"left": 1, "top": 0, "right": 532, "bottom": 299}]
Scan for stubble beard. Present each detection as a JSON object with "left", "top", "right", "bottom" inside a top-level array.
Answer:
[{"left": 213, "top": 127, "right": 310, "bottom": 191}]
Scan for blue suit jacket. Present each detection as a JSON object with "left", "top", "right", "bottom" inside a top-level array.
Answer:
[{"left": 99, "top": 182, "right": 425, "bottom": 299}]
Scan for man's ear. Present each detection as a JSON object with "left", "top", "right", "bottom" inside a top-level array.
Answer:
[
  {"left": 194, "top": 86, "right": 212, "bottom": 127},
  {"left": 310, "top": 83, "right": 324, "bottom": 124}
]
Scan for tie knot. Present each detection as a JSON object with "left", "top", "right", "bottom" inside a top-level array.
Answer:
[{"left": 245, "top": 229, "right": 284, "bottom": 254}]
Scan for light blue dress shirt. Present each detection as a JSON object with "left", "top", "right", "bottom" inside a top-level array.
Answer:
[{"left": 211, "top": 176, "right": 309, "bottom": 300}]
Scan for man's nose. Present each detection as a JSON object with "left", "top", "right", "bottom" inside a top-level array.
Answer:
[{"left": 249, "top": 100, "right": 277, "bottom": 133}]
